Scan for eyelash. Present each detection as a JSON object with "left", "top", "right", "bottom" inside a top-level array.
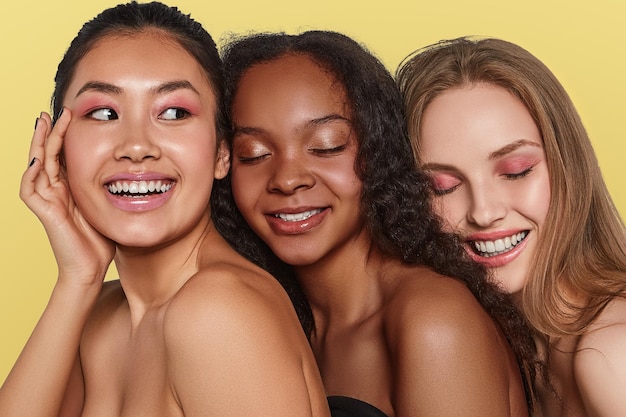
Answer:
[
  {"left": 86, "top": 107, "right": 191, "bottom": 121},
  {"left": 432, "top": 167, "right": 536, "bottom": 196},
  {"left": 238, "top": 154, "right": 269, "bottom": 164},
  {"left": 503, "top": 166, "right": 534, "bottom": 180},
  {"left": 88, "top": 108, "right": 118, "bottom": 121},
  {"left": 311, "top": 144, "right": 347, "bottom": 155},
  {"left": 431, "top": 183, "right": 460, "bottom": 196},
  {"left": 159, "top": 107, "right": 191, "bottom": 120}
]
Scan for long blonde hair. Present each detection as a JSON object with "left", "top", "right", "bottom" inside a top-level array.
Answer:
[{"left": 397, "top": 37, "right": 626, "bottom": 337}]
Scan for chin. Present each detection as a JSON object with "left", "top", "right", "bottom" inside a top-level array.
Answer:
[{"left": 489, "top": 267, "right": 528, "bottom": 295}]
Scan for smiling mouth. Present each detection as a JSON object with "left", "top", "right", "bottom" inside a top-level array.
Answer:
[
  {"left": 470, "top": 231, "right": 528, "bottom": 257},
  {"left": 273, "top": 209, "right": 323, "bottom": 222},
  {"left": 107, "top": 180, "right": 173, "bottom": 197}
]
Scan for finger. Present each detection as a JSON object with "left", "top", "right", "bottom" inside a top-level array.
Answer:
[
  {"left": 19, "top": 157, "right": 46, "bottom": 213},
  {"left": 44, "top": 107, "right": 72, "bottom": 184},
  {"left": 41, "top": 111, "right": 53, "bottom": 137},
  {"left": 27, "top": 113, "right": 50, "bottom": 167}
]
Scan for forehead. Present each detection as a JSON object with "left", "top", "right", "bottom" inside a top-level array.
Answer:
[
  {"left": 66, "top": 31, "right": 213, "bottom": 97},
  {"left": 419, "top": 83, "right": 542, "bottom": 165},
  {"left": 233, "top": 54, "right": 349, "bottom": 115}
]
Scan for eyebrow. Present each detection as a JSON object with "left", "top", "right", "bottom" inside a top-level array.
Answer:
[
  {"left": 488, "top": 139, "right": 542, "bottom": 160},
  {"left": 233, "top": 113, "right": 352, "bottom": 137},
  {"left": 421, "top": 139, "right": 542, "bottom": 172},
  {"left": 74, "top": 80, "right": 200, "bottom": 98},
  {"left": 308, "top": 113, "right": 351, "bottom": 127}
]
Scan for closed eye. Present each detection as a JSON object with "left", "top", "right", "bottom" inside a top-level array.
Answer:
[
  {"left": 238, "top": 154, "right": 270, "bottom": 164},
  {"left": 427, "top": 172, "right": 462, "bottom": 196},
  {"left": 503, "top": 166, "right": 534, "bottom": 180},
  {"left": 311, "top": 144, "right": 347, "bottom": 155}
]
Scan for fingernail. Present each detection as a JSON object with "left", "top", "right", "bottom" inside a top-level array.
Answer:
[
  {"left": 29, "top": 157, "right": 37, "bottom": 167},
  {"left": 57, "top": 107, "right": 65, "bottom": 120},
  {"left": 34, "top": 118, "right": 39, "bottom": 130}
]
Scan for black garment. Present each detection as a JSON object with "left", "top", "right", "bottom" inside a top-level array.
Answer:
[{"left": 328, "top": 396, "right": 390, "bottom": 417}]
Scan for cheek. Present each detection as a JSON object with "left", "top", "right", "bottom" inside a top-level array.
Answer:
[
  {"left": 230, "top": 166, "right": 257, "bottom": 215},
  {"left": 62, "top": 127, "right": 98, "bottom": 183},
  {"left": 322, "top": 159, "right": 361, "bottom": 197},
  {"left": 527, "top": 172, "right": 551, "bottom": 224}
]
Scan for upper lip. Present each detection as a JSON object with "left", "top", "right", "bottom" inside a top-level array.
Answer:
[{"left": 465, "top": 229, "right": 526, "bottom": 242}]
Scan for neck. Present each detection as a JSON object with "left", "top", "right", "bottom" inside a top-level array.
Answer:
[
  {"left": 295, "top": 238, "right": 388, "bottom": 331},
  {"left": 113, "top": 215, "right": 213, "bottom": 317}
]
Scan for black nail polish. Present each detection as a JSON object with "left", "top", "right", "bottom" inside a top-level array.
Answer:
[
  {"left": 34, "top": 118, "right": 39, "bottom": 130},
  {"left": 29, "top": 157, "right": 36, "bottom": 167}
]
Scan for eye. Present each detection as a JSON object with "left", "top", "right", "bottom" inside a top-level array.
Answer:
[
  {"left": 311, "top": 144, "right": 347, "bottom": 155},
  {"left": 89, "top": 108, "right": 118, "bottom": 121},
  {"left": 238, "top": 154, "right": 270, "bottom": 164},
  {"left": 233, "top": 138, "right": 271, "bottom": 164},
  {"left": 503, "top": 166, "right": 534, "bottom": 180},
  {"left": 160, "top": 107, "right": 190, "bottom": 120},
  {"left": 428, "top": 172, "right": 461, "bottom": 196}
]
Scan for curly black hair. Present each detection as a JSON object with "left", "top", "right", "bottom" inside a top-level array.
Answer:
[{"left": 210, "top": 30, "right": 538, "bottom": 411}]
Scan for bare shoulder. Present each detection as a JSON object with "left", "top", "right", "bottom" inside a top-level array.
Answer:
[
  {"left": 577, "top": 296, "right": 626, "bottom": 361},
  {"left": 384, "top": 265, "right": 500, "bottom": 343},
  {"left": 160, "top": 257, "right": 327, "bottom": 416},
  {"left": 574, "top": 296, "right": 626, "bottom": 416},
  {"left": 165, "top": 259, "right": 300, "bottom": 338},
  {"left": 381, "top": 266, "right": 525, "bottom": 416}
]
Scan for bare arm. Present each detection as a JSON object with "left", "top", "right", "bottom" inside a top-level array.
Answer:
[
  {"left": 165, "top": 271, "right": 330, "bottom": 417},
  {"left": 0, "top": 110, "right": 115, "bottom": 417},
  {"left": 388, "top": 278, "right": 528, "bottom": 417}
]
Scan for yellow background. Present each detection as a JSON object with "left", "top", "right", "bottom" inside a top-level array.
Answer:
[{"left": 1, "top": 0, "right": 624, "bottom": 380}]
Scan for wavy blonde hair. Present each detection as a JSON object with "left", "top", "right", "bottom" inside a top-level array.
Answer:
[{"left": 396, "top": 37, "right": 626, "bottom": 337}]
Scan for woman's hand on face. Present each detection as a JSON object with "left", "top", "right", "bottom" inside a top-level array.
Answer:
[{"left": 20, "top": 109, "right": 115, "bottom": 286}]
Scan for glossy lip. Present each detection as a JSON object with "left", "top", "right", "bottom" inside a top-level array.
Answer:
[
  {"left": 265, "top": 206, "right": 329, "bottom": 235},
  {"left": 464, "top": 229, "right": 530, "bottom": 269},
  {"left": 103, "top": 172, "right": 176, "bottom": 212}
]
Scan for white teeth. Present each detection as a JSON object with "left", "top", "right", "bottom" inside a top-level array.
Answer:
[
  {"left": 107, "top": 180, "right": 172, "bottom": 196},
  {"left": 472, "top": 231, "right": 527, "bottom": 258},
  {"left": 275, "top": 209, "right": 322, "bottom": 222}
]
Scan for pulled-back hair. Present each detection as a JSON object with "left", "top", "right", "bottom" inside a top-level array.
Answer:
[
  {"left": 396, "top": 36, "right": 626, "bottom": 339},
  {"left": 211, "top": 31, "right": 538, "bottom": 410},
  {"left": 52, "top": 1, "right": 226, "bottom": 138}
]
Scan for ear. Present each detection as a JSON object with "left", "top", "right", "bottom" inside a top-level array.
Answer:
[{"left": 214, "top": 141, "right": 230, "bottom": 180}]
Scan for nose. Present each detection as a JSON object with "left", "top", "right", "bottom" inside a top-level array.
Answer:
[
  {"left": 267, "top": 153, "right": 315, "bottom": 194},
  {"left": 113, "top": 117, "right": 161, "bottom": 162},
  {"left": 466, "top": 184, "right": 507, "bottom": 227}
]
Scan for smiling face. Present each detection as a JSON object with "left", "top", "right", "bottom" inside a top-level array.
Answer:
[
  {"left": 230, "top": 54, "right": 364, "bottom": 267},
  {"left": 62, "top": 32, "right": 228, "bottom": 248},
  {"left": 418, "top": 83, "right": 551, "bottom": 294}
]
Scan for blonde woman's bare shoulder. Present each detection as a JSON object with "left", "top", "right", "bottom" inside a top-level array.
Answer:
[{"left": 575, "top": 296, "right": 626, "bottom": 416}]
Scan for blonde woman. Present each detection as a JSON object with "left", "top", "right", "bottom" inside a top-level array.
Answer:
[{"left": 397, "top": 37, "right": 626, "bottom": 416}]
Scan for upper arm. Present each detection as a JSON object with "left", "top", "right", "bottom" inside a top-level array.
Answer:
[
  {"left": 388, "top": 282, "right": 525, "bottom": 417},
  {"left": 575, "top": 322, "right": 626, "bottom": 417},
  {"left": 164, "top": 272, "right": 328, "bottom": 417}
]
